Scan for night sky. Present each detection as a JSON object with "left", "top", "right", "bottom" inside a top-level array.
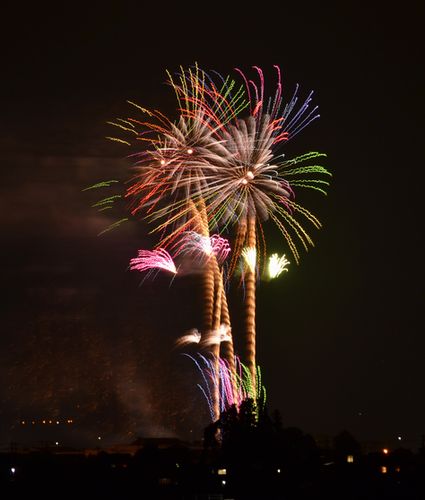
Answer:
[{"left": 1, "top": 3, "right": 424, "bottom": 448}]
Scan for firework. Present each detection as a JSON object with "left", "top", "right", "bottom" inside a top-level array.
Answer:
[
  {"left": 129, "top": 248, "right": 177, "bottom": 274},
  {"left": 107, "top": 65, "right": 248, "bottom": 249},
  {"left": 268, "top": 253, "right": 290, "bottom": 279},
  {"left": 175, "top": 329, "right": 201, "bottom": 347},
  {"left": 100, "top": 64, "right": 330, "bottom": 428},
  {"left": 201, "top": 324, "right": 232, "bottom": 347},
  {"left": 242, "top": 247, "right": 257, "bottom": 274},
  {"left": 175, "top": 231, "right": 231, "bottom": 264},
  {"left": 183, "top": 353, "right": 266, "bottom": 422}
]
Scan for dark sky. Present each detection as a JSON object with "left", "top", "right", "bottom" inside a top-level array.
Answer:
[{"left": 1, "top": 3, "right": 424, "bottom": 448}]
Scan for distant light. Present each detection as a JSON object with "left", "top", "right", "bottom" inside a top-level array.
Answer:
[
  {"left": 246, "top": 170, "right": 254, "bottom": 180},
  {"left": 347, "top": 455, "right": 354, "bottom": 463},
  {"left": 21, "top": 421, "right": 25, "bottom": 425},
  {"left": 382, "top": 448, "right": 389, "bottom": 455},
  {"left": 241, "top": 178, "right": 248, "bottom": 185},
  {"left": 395, "top": 466, "right": 401, "bottom": 473},
  {"left": 397, "top": 436, "right": 402, "bottom": 441},
  {"left": 42, "top": 420, "right": 46, "bottom": 424},
  {"left": 175, "top": 463, "right": 180, "bottom": 468},
  {"left": 56, "top": 421, "right": 60, "bottom": 425},
  {"left": 31, "top": 421, "right": 35, "bottom": 425},
  {"left": 55, "top": 442, "right": 59, "bottom": 446},
  {"left": 217, "top": 468, "right": 227, "bottom": 476},
  {"left": 277, "top": 468, "right": 281, "bottom": 473},
  {"left": 221, "top": 480, "right": 226, "bottom": 486},
  {"left": 48, "top": 420, "right": 52, "bottom": 424},
  {"left": 381, "top": 466, "right": 387, "bottom": 474},
  {"left": 97, "top": 436, "right": 101, "bottom": 440},
  {"left": 10, "top": 467, "right": 16, "bottom": 475},
  {"left": 187, "top": 148, "right": 193, "bottom": 154},
  {"left": 160, "top": 160, "right": 165, "bottom": 165}
]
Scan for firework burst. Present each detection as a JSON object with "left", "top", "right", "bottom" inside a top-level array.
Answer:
[
  {"left": 268, "top": 253, "right": 290, "bottom": 279},
  {"left": 175, "top": 231, "right": 231, "bottom": 264},
  {"left": 129, "top": 248, "right": 177, "bottom": 274}
]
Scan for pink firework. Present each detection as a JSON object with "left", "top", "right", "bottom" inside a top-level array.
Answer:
[
  {"left": 129, "top": 248, "right": 177, "bottom": 274},
  {"left": 175, "top": 231, "right": 231, "bottom": 264}
]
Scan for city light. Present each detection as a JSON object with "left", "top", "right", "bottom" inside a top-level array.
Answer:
[
  {"left": 382, "top": 448, "right": 389, "bottom": 455},
  {"left": 347, "top": 455, "right": 354, "bottom": 463},
  {"left": 217, "top": 468, "right": 227, "bottom": 475}
]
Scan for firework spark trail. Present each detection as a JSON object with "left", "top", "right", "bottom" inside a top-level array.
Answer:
[
  {"left": 219, "top": 284, "right": 238, "bottom": 400},
  {"left": 183, "top": 353, "right": 266, "bottom": 421},
  {"left": 111, "top": 65, "right": 248, "bottom": 251},
  {"left": 244, "top": 218, "right": 257, "bottom": 391},
  {"left": 129, "top": 248, "right": 177, "bottom": 274},
  {"left": 211, "top": 268, "right": 223, "bottom": 421}
]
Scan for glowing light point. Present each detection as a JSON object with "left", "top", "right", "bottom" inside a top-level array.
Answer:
[
  {"left": 268, "top": 253, "right": 290, "bottom": 279},
  {"left": 160, "top": 160, "right": 165, "bottom": 165},
  {"left": 98, "top": 436, "right": 102, "bottom": 440},
  {"left": 187, "top": 148, "right": 193, "bottom": 154},
  {"left": 397, "top": 436, "right": 402, "bottom": 441},
  {"left": 241, "top": 178, "right": 248, "bottom": 185},
  {"left": 10, "top": 468, "right": 16, "bottom": 475},
  {"left": 246, "top": 170, "right": 254, "bottom": 180},
  {"left": 242, "top": 247, "right": 256, "bottom": 273},
  {"left": 382, "top": 448, "right": 389, "bottom": 455},
  {"left": 55, "top": 442, "right": 59, "bottom": 446}
]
